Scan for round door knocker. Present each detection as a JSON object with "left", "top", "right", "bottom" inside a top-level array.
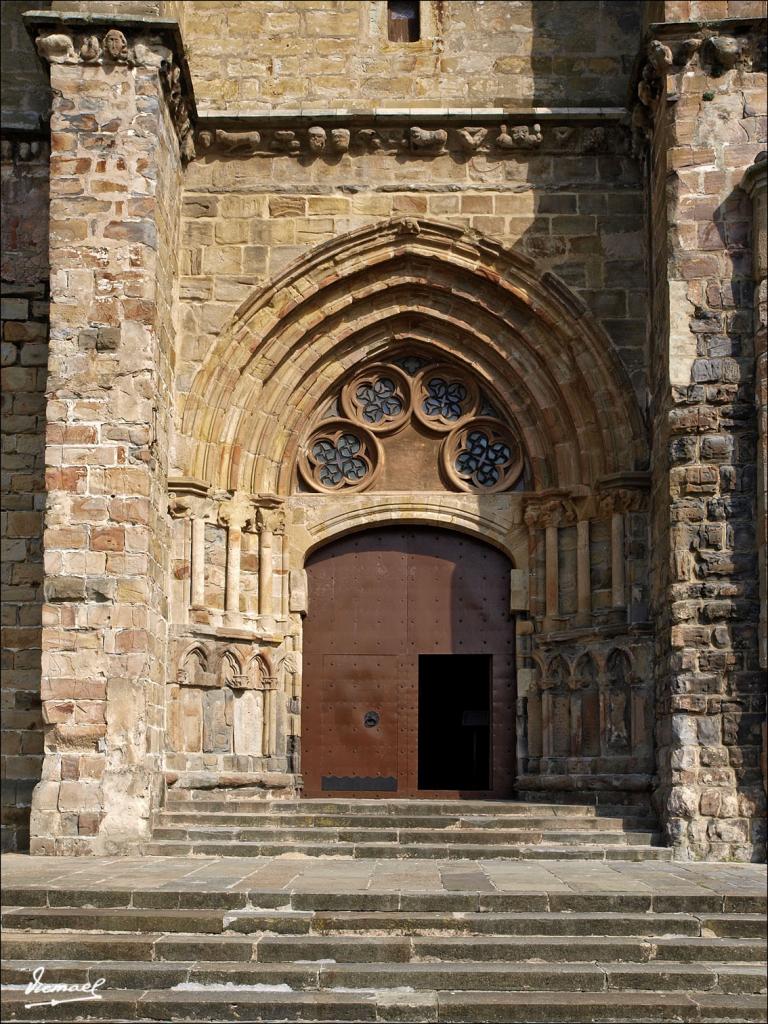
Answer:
[{"left": 363, "top": 710, "right": 380, "bottom": 728}]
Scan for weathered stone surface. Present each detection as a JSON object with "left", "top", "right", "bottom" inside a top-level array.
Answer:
[{"left": 1, "top": 1, "right": 765, "bottom": 863}]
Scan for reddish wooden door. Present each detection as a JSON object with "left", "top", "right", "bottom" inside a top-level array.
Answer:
[{"left": 302, "top": 527, "right": 515, "bottom": 798}]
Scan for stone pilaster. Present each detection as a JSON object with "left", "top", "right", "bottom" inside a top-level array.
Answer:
[
  {"left": 638, "top": 16, "right": 767, "bottom": 859},
  {"left": 26, "top": 13, "right": 189, "bottom": 853}
]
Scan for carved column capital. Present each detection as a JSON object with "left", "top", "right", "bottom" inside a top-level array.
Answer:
[
  {"left": 597, "top": 487, "right": 647, "bottom": 515},
  {"left": 524, "top": 497, "right": 577, "bottom": 529},
  {"left": 218, "top": 492, "right": 256, "bottom": 532}
]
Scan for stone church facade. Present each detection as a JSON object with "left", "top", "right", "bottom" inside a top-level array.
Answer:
[{"left": 0, "top": 0, "right": 765, "bottom": 862}]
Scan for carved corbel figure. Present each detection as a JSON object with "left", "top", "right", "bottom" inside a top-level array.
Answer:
[
  {"left": 703, "top": 35, "right": 743, "bottom": 73},
  {"left": 675, "top": 38, "right": 701, "bottom": 67},
  {"left": 456, "top": 126, "right": 488, "bottom": 152},
  {"left": 514, "top": 123, "right": 542, "bottom": 147},
  {"left": 215, "top": 129, "right": 261, "bottom": 154},
  {"left": 523, "top": 503, "right": 543, "bottom": 529},
  {"left": 307, "top": 126, "right": 327, "bottom": 154},
  {"left": 271, "top": 130, "right": 300, "bottom": 154},
  {"left": 330, "top": 128, "right": 351, "bottom": 152},
  {"left": 409, "top": 126, "right": 448, "bottom": 153},
  {"left": 497, "top": 124, "right": 542, "bottom": 149},
  {"left": 582, "top": 126, "right": 607, "bottom": 153},
  {"left": 79, "top": 35, "right": 101, "bottom": 63},
  {"left": 102, "top": 28, "right": 131, "bottom": 64},
  {"left": 541, "top": 498, "right": 577, "bottom": 529},
  {"left": 35, "top": 33, "right": 77, "bottom": 64},
  {"left": 647, "top": 39, "right": 673, "bottom": 75},
  {"left": 395, "top": 217, "right": 420, "bottom": 236},
  {"left": 356, "top": 128, "right": 383, "bottom": 151}
]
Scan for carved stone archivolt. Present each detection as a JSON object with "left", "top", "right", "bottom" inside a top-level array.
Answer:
[{"left": 296, "top": 353, "right": 527, "bottom": 495}]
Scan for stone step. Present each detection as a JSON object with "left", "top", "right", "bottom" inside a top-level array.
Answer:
[
  {"left": 3, "top": 987, "right": 767, "bottom": 1023},
  {"left": 3, "top": 958, "right": 766, "bottom": 994},
  {"left": 148, "top": 825, "right": 661, "bottom": 846},
  {"left": 9, "top": 906, "right": 754, "bottom": 938},
  {"left": 4, "top": 887, "right": 762, "bottom": 915},
  {"left": 162, "top": 797, "right": 643, "bottom": 818},
  {"left": 153, "top": 810, "right": 658, "bottom": 830},
  {"left": 140, "top": 838, "right": 674, "bottom": 860},
  {"left": 4, "top": 929, "right": 763, "bottom": 964}
]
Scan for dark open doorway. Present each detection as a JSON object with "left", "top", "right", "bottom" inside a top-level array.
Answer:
[{"left": 418, "top": 655, "right": 491, "bottom": 791}]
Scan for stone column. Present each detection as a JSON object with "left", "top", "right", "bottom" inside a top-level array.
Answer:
[
  {"left": 576, "top": 518, "right": 591, "bottom": 625},
  {"left": 27, "top": 13, "right": 192, "bottom": 854},
  {"left": 191, "top": 518, "right": 206, "bottom": 608},
  {"left": 258, "top": 521, "right": 273, "bottom": 617},
  {"left": 255, "top": 504, "right": 285, "bottom": 620},
  {"left": 218, "top": 493, "right": 254, "bottom": 621},
  {"left": 280, "top": 529, "right": 290, "bottom": 618},
  {"left": 610, "top": 512, "right": 626, "bottom": 610},
  {"left": 741, "top": 153, "right": 767, "bottom": 795},
  {"left": 262, "top": 677, "right": 278, "bottom": 758},
  {"left": 544, "top": 524, "right": 559, "bottom": 619}
]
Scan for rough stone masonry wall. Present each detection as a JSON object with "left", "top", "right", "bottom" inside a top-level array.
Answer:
[
  {"left": 28, "top": 20, "right": 184, "bottom": 854},
  {"left": 642, "top": 8, "right": 767, "bottom": 859},
  {"left": 179, "top": 1, "right": 642, "bottom": 112}
]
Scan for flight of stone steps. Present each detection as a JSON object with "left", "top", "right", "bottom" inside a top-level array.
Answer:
[
  {"left": 2, "top": 884, "right": 766, "bottom": 1022},
  {"left": 143, "top": 793, "right": 674, "bottom": 860}
]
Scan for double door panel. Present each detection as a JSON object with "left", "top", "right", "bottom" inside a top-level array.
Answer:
[{"left": 302, "top": 527, "right": 514, "bottom": 797}]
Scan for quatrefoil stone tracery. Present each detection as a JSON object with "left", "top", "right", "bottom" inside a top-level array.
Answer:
[
  {"left": 300, "top": 357, "right": 525, "bottom": 494},
  {"left": 299, "top": 420, "right": 379, "bottom": 493},
  {"left": 341, "top": 364, "right": 411, "bottom": 433}
]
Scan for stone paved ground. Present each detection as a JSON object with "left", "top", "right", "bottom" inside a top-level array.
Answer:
[
  {"left": 4, "top": 853, "right": 765, "bottom": 897},
  {"left": 2, "top": 855, "right": 766, "bottom": 1022}
]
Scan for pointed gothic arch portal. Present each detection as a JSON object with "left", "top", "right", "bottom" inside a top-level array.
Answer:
[{"left": 302, "top": 525, "right": 515, "bottom": 798}]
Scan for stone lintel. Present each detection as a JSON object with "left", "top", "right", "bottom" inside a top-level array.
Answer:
[
  {"left": 537, "top": 622, "right": 653, "bottom": 645},
  {"left": 168, "top": 476, "right": 211, "bottom": 498},
  {"left": 172, "top": 624, "right": 284, "bottom": 646}
]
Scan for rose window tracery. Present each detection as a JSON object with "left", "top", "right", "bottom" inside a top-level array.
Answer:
[
  {"left": 297, "top": 354, "right": 526, "bottom": 495},
  {"left": 298, "top": 421, "right": 379, "bottom": 493},
  {"left": 356, "top": 378, "right": 403, "bottom": 423},
  {"left": 445, "top": 419, "right": 523, "bottom": 493},
  {"left": 423, "top": 377, "right": 468, "bottom": 421}
]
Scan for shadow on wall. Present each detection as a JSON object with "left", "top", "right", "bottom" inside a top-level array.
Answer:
[
  {"left": 503, "top": 1, "right": 649, "bottom": 405},
  {"left": 1, "top": 0, "right": 52, "bottom": 852}
]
